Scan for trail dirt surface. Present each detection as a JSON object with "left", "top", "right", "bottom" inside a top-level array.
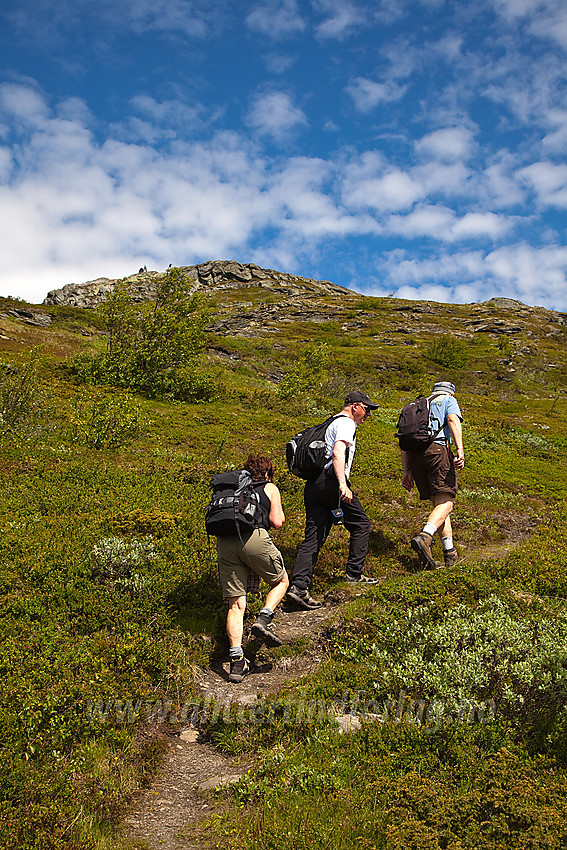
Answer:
[
  {"left": 123, "top": 528, "right": 535, "bottom": 850},
  {"left": 123, "top": 596, "right": 342, "bottom": 850}
]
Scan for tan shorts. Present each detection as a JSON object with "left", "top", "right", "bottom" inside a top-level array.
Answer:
[
  {"left": 408, "top": 443, "right": 457, "bottom": 501},
  {"left": 216, "top": 528, "right": 286, "bottom": 599}
]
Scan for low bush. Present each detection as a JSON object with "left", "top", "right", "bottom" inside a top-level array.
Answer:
[
  {"left": 0, "top": 348, "right": 43, "bottom": 434},
  {"left": 71, "top": 391, "right": 144, "bottom": 449}
]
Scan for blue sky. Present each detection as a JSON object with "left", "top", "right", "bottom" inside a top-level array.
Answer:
[{"left": 0, "top": 0, "right": 566, "bottom": 310}]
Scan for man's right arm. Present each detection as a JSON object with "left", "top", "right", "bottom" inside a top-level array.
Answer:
[
  {"left": 447, "top": 413, "right": 465, "bottom": 469},
  {"left": 401, "top": 449, "right": 413, "bottom": 491},
  {"left": 332, "top": 440, "right": 353, "bottom": 502}
]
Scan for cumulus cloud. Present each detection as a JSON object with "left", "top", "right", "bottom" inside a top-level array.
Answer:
[
  {"left": 415, "top": 127, "right": 477, "bottom": 162},
  {"left": 386, "top": 206, "right": 512, "bottom": 242},
  {"left": 246, "top": 0, "right": 306, "bottom": 38},
  {"left": 491, "top": 0, "right": 567, "bottom": 49},
  {"left": 312, "top": 0, "right": 365, "bottom": 39},
  {"left": 371, "top": 243, "right": 567, "bottom": 310},
  {"left": 517, "top": 161, "right": 567, "bottom": 207},
  {"left": 3, "top": 0, "right": 227, "bottom": 45},
  {"left": 246, "top": 91, "right": 308, "bottom": 140},
  {"left": 346, "top": 77, "right": 407, "bottom": 112}
]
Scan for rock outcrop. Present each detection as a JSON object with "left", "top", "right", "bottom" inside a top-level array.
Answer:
[{"left": 43, "top": 261, "right": 346, "bottom": 309}]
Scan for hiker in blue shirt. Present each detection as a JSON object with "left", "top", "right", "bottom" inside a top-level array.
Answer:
[{"left": 401, "top": 381, "right": 465, "bottom": 570}]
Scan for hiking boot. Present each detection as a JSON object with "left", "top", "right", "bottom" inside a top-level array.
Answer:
[
  {"left": 286, "top": 585, "right": 323, "bottom": 610},
  {"left": 250, "top": 613, "right": 283, "bottom": 647},
  {"left": 228, "top": 656, "right": 250, "bottom": 683},
  {"left": 410, "top": 531, "right": 436, "bottom": 570},
  {"left": 443, "top": 547, "right": 458, "bottom": 568},
  {"left": 344, "top": 573, "right": 379, "bottom": 585}
]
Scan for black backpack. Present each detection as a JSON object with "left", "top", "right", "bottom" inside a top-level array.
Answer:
[
  {"left": 205, "top": 470, "right": 268, "bottom": 538},
  {"left": 286, "top": 414, "right": 347, "bottom": 480},
  {"left": 395, "top": 394, "right": 444, "bottom": 453}
]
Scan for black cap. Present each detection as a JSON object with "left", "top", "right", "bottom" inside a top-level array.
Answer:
[{"left": 345, "top": 390, "right": 379, "bottom": 410}]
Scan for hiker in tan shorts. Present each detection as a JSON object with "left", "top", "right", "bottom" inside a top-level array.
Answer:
[{"left": 401, "top": 381, "right": 465, "bottom": 569}]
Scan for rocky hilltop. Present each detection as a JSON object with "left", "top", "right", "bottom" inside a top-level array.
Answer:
[{"left": 43, "top": 260, "right": 346, "bottom": 309}]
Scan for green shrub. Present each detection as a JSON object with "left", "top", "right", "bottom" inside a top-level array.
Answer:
[
  {"left": 71, "top": 391, "right": 144, "bottom": 448},
  {"left": 91, "top": 536, "right": 156, "bottom": 594},
  {"left": 106, "top": 508, "right": 182, "bottom": 538},
  {"left": 0, "top": 348, "right": 43, "bottom": 434},
  {"left": 426, "top": 333, "right": 469, "bottom": 368},
  {"left": 367, "top": 595, "right": 567, "bottom": 738},
  {"left": 278, "top": 342, "right": 330, "bottom": 400},
  {"left": 71, "top": 266, "right": 216, "bottom": 401}
]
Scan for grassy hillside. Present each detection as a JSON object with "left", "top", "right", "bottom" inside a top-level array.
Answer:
[{"left": 1, "top": 278, "right": 567, "bottom": 849}]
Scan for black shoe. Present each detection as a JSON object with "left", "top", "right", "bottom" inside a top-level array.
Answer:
[
  {"left": 287, "top": 585, "right": 322, "bottom": 610},
  {"left": 251, "top": 613, "right": 283, "bottom": 647},
  {"left": 410, "top": 532, "right": 436, "bottom": 570},
  {"left": 229, "top": 656, "right": 250, "bottom": 683},
  {"left": 344, "top": 573, "right": 379, "bottom": 585}
]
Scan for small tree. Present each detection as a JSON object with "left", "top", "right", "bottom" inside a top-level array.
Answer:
[
  {"left": 0, "top": 347, "right": 43, "bottom": 434},
  {"left": 74, "top": 266, "right": 214, "bottom": 400},
  {"left": 426, "top": 334, "right": 469, "bottom": 369}
]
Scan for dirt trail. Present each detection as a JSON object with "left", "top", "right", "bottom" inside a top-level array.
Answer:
[
  {"left": 123, "top": 529, "right": 532, "bottom": 849},
  {"left": 123, "top": 595, "right": 344, "bottom": 849}
]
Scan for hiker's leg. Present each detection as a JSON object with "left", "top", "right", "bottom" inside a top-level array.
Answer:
[
  {"left": 226, "top": 595, "right": 246, "bottom": 648},
  {"left": 426, "top": 494, "right": 453, "bottom": 535},
  {"left": 265, "top": 570, "right": 289, "bottom": 610},
  {"left": 242, "top": 529, "right": 289, "bottom": 610},
  {"left": 291, "top": 496, "right": 333, "bottom": 590},
  {"left": 342, "top": 493, "right": 371, "bottom": 579}
]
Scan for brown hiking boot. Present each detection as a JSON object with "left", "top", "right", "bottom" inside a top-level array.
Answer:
[
  {"left": 443, "top": 547, "right": 458, "bottom": 568},
  {"left": 410, "top": 531, "right": 436, "bottom": 570}
]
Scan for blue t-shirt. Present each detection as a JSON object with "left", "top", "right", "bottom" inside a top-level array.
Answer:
[{"left": 429, "top": 394, "right": 462, "bottom": 445}]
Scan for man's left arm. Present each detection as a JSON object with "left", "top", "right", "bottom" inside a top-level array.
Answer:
[{"left": 447, "top": 413, "right": 465, "bottom": 469}]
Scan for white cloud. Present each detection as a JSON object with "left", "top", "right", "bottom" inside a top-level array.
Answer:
[
  {"left": 350, "top": 170, "right": 423, "bottom": 212},
  {"left": 346, "top": 77, "right": 407, "bottom": 112},
  {"left": 517, "top": 161, "right": 567, "bottom": 207},
  {"left": 387, "top": 205, "right": 456, "bottom": 239},
  {"left": 452, "top": 211, "right": 511, "bottom": 239},
  {"left": 416, "top": 161, "right": 472, "bottom": 197},
  {"left": 415, "top": 127, "right": 477, "bottom": 162},
  {"left": 312, "top": 0, "right": 365, "bottom": 39},
  {"left": 491, "top": 0, "right": 567, "bottom": 49},
  {"left": 0, "top": 82, "right": 48, "bottom": 127},
  {"left": 246, "top": 0, "right": 306, "bottom": 38},
  {"left": 4, "top": 0, "right": 226, "bottom": 45},
  {"left": 369, "top": 243, "right": 567, "bottom": 310},
  {"left": 542, "top": 110, "right": 567, "bottom": 152},
  {"left": 385, "top": 206, "right": 512, "bottom": 242},
  {"left": 341, "top": 152, "right": 424, "bottom": 212},
  {"left": 246, "top": 91, "right": 308, "bottom": 140},
  {"left": 485, "top": 243, "right": 567, "bottom": 307}
]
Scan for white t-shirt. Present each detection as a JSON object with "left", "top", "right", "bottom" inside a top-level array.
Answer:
[{"left": 324, "top": 415, "right": 357, "bottom": 478}]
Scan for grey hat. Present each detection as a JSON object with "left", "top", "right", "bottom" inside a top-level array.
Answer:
[
  {"left": 345, "top": 390, "right": 379, "bottom": 410},
  {"left": 432, "top": 381, "right": 456, "bottom": 395}
]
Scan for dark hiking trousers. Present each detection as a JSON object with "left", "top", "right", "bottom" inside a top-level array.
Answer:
[{"left": 291, "top": 468, "right": 371, "bottom": 591}]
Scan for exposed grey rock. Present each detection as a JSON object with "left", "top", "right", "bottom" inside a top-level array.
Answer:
[
  {"left": 43, "top": 260, "right": 346, "bottom": 309},
  {"left": 6, "top": 308, "right": 52, "bottom": 327},
  {"left": 197, "top": 774, "right": 243, "bottom": 791}
]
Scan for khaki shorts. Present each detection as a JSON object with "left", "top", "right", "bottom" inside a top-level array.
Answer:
[
  {"left": 216, "top": 528, "right": 286, "bottom": 599},
  {"left": 408, "top": 443, "right": 457, "bottom": 501}
]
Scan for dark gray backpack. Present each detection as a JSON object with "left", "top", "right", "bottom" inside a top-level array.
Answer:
[{"left": 205, "top": 470, "right": 268, "bottom": 537}]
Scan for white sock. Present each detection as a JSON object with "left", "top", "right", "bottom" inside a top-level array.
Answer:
[
  {"left": 260, "top": 606, "right": 273, "bottom": 618},
  {"left": 423, "top": 523, "right": 437, "bottom": 537},
  {"left": 442, "top": 536, "right": 454, "bottom": 551}
]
